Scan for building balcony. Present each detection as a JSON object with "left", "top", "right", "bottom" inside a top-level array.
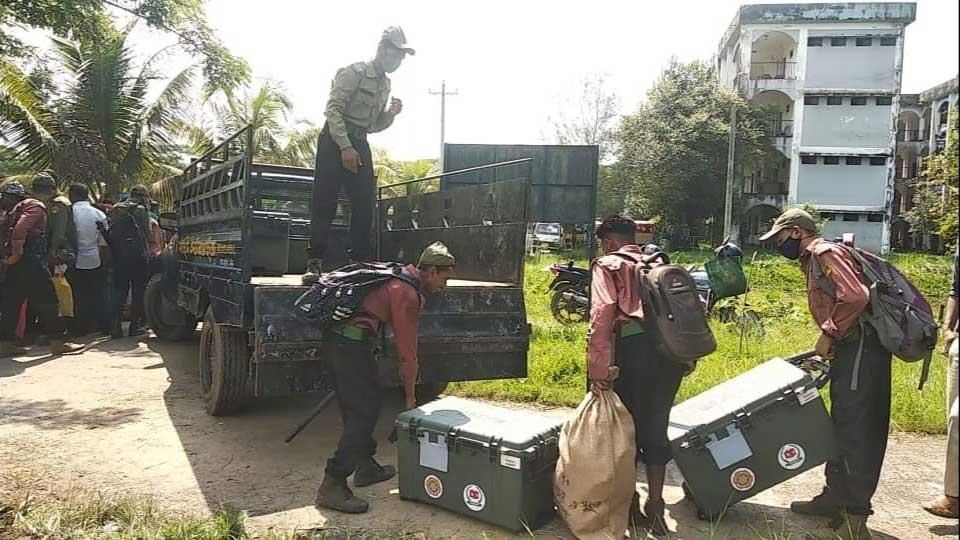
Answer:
[
  {"left": 764, "top": 120, "right": 793, "bottom": 157},
  {"left": 750, "top": 62, "right": 797, "bottom": 81},
  {"left": 896, "top": 130, "right": 924, "bottom": 143},
  {"left": 743, "top": 190, "right": 788, "bottom": 211}
]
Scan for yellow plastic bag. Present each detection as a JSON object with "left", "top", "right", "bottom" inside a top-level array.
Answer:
[{"left": 52, "top": 273, "right": 74, "bottom": 318}]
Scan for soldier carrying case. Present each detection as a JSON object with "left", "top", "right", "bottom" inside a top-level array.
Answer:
[
  {"left": 395, "top": 396, "right": 564, "bottom": 532},
  {"left": 668, "top": 352, "right": 837, "bottom": 520}
]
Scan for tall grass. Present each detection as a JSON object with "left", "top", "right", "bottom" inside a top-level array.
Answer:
[{"left": 451, "top": 249, "right": 954, "bottom": 434}]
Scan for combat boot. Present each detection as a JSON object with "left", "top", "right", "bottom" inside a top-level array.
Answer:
[
  {"left": 314, "top": 475, "right": 369, "bottom": 514},
  {"left": 806, "top": 513, "right": 872, "bottom": 540},
  {"left": 128, "top": 320, "right": 145, "bottom": 337},
  {"left": 353, "top": 457, "right": 396, "bottom": 487},
  {"left": 791, "top": 488, "right": 842, "bottom": 519},
  {"left": 0, "top": 342, "right": 28, "bottom": 358},
  {"left": 302, "top": 259, "right": 322, "bottom": 285},
  {"left": 50, "top": 339, "right": 84, "bottom": 355}
]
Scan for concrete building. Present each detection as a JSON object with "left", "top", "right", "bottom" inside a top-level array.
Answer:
[
  {"left": 718, "top": 3, "right": 917, "bottom": 253},
  {"left": 892, "top": 76, "right": 958, "bottom": 251}
]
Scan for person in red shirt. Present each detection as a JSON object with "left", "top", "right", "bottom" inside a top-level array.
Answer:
[
  {"left": 0, "top": 181, "right": 83, "bottom": 357},
  {"left": 587, "top": 215, "right": 690, "bottom": 535},
  {"left": 761, "top": 209, "right": 882, "bottom": 540},
  {"left": 315, "top": 241, "right": 455, "bottom": 515}
]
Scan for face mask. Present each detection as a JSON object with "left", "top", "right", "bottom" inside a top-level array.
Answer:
[
  {"left": 777, "top": 236, "right": 802, "bottom": 260},
  {"left": 381, "top": 54, "right": 403, "bottom": 73}
]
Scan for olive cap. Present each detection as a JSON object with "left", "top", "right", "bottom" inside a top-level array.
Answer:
[
  {"left": 759, "top": 208, "right": 819, "bottom": 241},
  {"left": 382, "top": 26, "right": 415, "bottom": 55},
  {"left": 418, "top": 241, "right": 455, "bottom": 267}
]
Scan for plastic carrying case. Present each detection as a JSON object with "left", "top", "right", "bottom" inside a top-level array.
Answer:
[
  {"left": 668, "top": 353, "right": 837, "bottom": 520},
  {"left": 395, "top": 396, "right": 563, "bottom": 532}
]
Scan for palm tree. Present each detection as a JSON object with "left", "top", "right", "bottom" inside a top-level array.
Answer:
[{"left": 0, "top": 30, "right": 194, "bottom": 198}]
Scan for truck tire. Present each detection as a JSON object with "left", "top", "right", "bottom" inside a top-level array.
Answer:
[
  {"left": 198, "top": 307, "right": 252, "bottom": 416},
  {"left": 145, "top": 274, "right": 197, "bottom": 341},
  {"left": 415, "top": 382, "right": 449, "bottom": 405}
]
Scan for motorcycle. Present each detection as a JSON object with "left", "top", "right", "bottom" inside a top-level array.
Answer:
[{"left": 546, "top": 261, "right": 590, "bottom": 324}]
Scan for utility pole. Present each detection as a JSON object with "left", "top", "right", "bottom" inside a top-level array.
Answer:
[
  {"left": 429, "top": 81, "right": 458, "bottom": 170},
  {"left": 723, "top": 103, "right": 738, "bottom": 242}
]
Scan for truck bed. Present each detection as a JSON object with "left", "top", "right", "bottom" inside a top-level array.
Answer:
[{"left": 250, "top": 275, "right": 514, "bottom": 288}]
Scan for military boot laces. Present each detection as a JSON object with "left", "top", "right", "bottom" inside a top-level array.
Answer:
[
  {"left": 302, "top": 259, "right": 322, "bottom": 286},
  {"left": 315, "top": 475, "right": 369, "bottom": 514},
  {"left": 353, "top": 458, "right": 396, "bottom": 488}
]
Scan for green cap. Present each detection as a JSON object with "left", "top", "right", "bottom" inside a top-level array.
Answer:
[
  {"left": 418, "top": 242, "right": 455, "bottom": 267},
  {"left": 759, "top": 208, "right": 818, "bottom": 241},
  {"left": 31, "top": 173, "right": 57, "bottom": 191}
]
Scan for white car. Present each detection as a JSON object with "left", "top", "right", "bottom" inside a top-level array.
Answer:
[{"left": 532, "top": 222, "right": 562, "bottom": 248}]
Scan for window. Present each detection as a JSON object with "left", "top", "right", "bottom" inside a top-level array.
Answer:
[
  {"left": 880, "top": 36, "right": 897, "bottom": 46},
  {"left": 827, "top": 96, "right": 843, "bottom": 106},
  {"left": 808, "top": 37, "right": 823, "bottom": 47},
  {"left": 876, "top": 96, "right": 893, "bottom": 106},
  {"left": 855, "top": 37, "right": 873, "bottom": 47},
  {"left": 824, "top": 156, "right": 841, "bottom": 165},
  {"left": 846, "top": 157, "right": 862, "bottom": 165},
  {"left": 867, "top": 214, "right": 884, "bottom": 222},
  {"left": 801, "top": 155, "right": 818, "bottom": 165},
  {"left": 821, "top": 212, "right": 836, "bottom": 221},
  {"left": 851, "top": 96, "right": 867, "bottom": 106},
  {"left": 831, "top": 37, "right": 848, "bottom": 47},
  {"left": 804, "top": 95, "right": 820, "bottom": 106},
  {"left": 843, "top": 214, "right": 860, "bottom": 222},
  {"left": 869, "top": 157, "right": 887, "bottom": 166}
]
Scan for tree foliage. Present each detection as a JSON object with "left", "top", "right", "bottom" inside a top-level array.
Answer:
[
  {"left": 0, "top": 29, "right": 193, "bottom": 197},
  {"left": 615, "top": 59, "right": 773, "bottom": 229},
  {"left": 904, "top": 110, "right": 959, "bottom": 249},
  {"left": 1, "top": 0, "right": 248, "bottom": 93},
  {"left": 547, "top": 73, "right": 620, "bottom": 161}
]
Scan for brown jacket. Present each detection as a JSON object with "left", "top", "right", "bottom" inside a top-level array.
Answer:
[{"left": 800, "top": 238, "right": 870, "bottom": 339}]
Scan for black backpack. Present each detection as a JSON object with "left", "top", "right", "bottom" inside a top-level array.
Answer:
[
  {"left": 616, "top": 251, "right": 717, "bottom": 361},
  {"left": 294, "top": 262, "right": 422, "bottom": 324},
  {"left": 108, "top": 206, "right": 148, "bottom": 264}
]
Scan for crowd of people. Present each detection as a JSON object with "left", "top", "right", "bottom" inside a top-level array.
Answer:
[{"left": 0, "top": 174, "right": 166, "bottom": 357}]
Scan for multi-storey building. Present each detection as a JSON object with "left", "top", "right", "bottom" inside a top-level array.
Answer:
[{"left": 718, "top": 2, "right": 916, "bottom": 253}]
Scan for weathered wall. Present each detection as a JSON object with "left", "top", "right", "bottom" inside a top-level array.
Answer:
[
  {"left": 822, "top": 215, "right": 885, "bottom": 252},
  {"left": 805, "top": 37, "right": 898, "bottom": 90},
  {"left": 801, "top": 97, "right": 894, "bottom": 147},
  {"left": 796, "top": 158, "right": 888, "bottom": 207}
]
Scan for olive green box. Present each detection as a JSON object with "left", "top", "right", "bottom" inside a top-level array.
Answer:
[
  {"left": 668, "top": 359, "right": 838, "bottom": 520},
  {"left": 395, "top": 397, "right": 563, "bottom": 532}
]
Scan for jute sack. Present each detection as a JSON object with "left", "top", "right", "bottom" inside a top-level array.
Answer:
[{"left": 554, "top": 389, "right": 637, "bottom": 539}]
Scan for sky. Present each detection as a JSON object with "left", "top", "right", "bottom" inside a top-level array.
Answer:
[{"left": 140, "top": 0, "right": 958, "bottom": 160}]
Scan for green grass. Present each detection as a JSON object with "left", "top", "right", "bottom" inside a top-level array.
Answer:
[{"left": 451, "top": 249, "right": 954, "bottom": 434}]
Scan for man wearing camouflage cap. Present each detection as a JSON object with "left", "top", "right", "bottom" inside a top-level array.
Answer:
[
  {"left": 303, "top": 26, "right": 415, "bottom": 286},
  {"left": 314, "top": 242, "right": 454, "bottom": 515},
  {"left": 0, "top": 181, "right": 83, "bottom": 357},
  {"left": 762, "top": 208, "right": 887, "bottom": 540},
  {"left": 31, "top": 173, "right": 77, "bottom": 269}
]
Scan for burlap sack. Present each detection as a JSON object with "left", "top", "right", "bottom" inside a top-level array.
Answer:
[{"left": 554, "top": 390, "right": 637, "bottom": 540}]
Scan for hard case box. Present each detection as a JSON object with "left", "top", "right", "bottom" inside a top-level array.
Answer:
[
  {"left": 395, "top": 397, "right": 563, "bottom": 532},
  {"left": 668, "top": 356, "right": 837, "bottom": 519}
]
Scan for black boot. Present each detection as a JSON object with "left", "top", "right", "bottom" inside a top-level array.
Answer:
[
  {"left": 643, "top": 498, "right": 669, "bottom": 536},
  {"left": 315, "top": 475, "right": 369, "bottom": 514},
  {"left": 128, "top": 320, "right": 145, "bottom": 337},
  {"left": 353, "top": 457, "right": 396, "bottom": 488},
  {"left": 791, "top": 487, "right": 841, "bottom": 519}
]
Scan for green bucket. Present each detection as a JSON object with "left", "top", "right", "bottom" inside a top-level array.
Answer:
[{"left": 705, "top": 258, "right": 747, "bottom": 300}]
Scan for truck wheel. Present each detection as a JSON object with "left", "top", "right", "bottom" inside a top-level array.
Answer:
[
  {"left": 145, "top": 274, "right": 197, "bottom": 341},
  {"left": 415, "top": 382, "right": 448, "bottom": 405},
  {"left": 198, "top": 307, "right": 252, "bottom": 416}
]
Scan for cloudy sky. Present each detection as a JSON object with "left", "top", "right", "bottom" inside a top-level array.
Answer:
[{"left": 150, "top": 0, "right": 958, "bottom": 160}]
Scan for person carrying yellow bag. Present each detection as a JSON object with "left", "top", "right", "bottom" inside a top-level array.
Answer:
[{"left": 52, "top": 264, "right": 74, "bottom": 318}]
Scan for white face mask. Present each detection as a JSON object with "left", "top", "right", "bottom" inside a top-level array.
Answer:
[{"left": 380, "top": 49, "right": 404, "bottom": 73}]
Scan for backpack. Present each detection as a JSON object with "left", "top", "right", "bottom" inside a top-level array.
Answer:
[
  {"left": 294, "top": 262, "right": 422, "bottom": 325},
  {"left": 809, "top": 242, "right": 938, "bottom": 390},
  {"left": 615, "top": 251, "right": 717, "bottom": 361},
  {"left": 108, "top": 205, "right": 148, "bottom": 264}
]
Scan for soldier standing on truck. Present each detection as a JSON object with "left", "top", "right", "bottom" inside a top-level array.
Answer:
[
  {"left": 108, "top": 185, "right": 152, "bottom": 338},
  {"left": 302, "top": 26, "right": 414, "bottom": 285},
  {"left": 314, "top": 242, "right": 455, "bottom": 515}
]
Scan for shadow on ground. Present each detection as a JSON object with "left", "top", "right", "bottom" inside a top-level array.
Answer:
[{"left": 0, "top": 397, "right": 143, "bottom": 430}]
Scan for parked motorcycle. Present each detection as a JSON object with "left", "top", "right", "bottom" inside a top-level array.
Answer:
[{"left": 546, "top": 261, "right": 590, "bottom": 324}]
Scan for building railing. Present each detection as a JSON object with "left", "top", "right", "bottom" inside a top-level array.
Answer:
[
  {"left": 765, "top": 120, "right": 794, "bottom": 138},
  {"left": 749, "top": 62, "right": 797, "bottom": 80},
  {"left": 897, "top": 130, "right": 923, "bottom": 142}
]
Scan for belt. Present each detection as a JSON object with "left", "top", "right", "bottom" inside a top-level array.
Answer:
[
  {"left": 332, "top": 325, "right": 371, "bottom": 342},
  {"left": 321, "top": 123, "right": 368, "bottom": 142},
  {"left": 619, "top": 320, "right": 646, "bottom": 339}
]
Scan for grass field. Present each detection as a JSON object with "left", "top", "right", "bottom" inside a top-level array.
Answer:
[{"left": 450, "top": 249, "right": 955, "bottom": 435}]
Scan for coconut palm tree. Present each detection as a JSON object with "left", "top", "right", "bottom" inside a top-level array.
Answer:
[{"left": 0, "top": 29, "right": 194, "bottom": 198}]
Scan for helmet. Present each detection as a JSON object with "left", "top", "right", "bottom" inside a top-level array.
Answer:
[
  {"left": 1, "top": 181, "right": 27, "bottom": 197},
  {"left": 715, "top": 241, "right": 743, "bottom": 260},
  {"left": 641, "top": 243, "right": 662, "bottom": 255}
]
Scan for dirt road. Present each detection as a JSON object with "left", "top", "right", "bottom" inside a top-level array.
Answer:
[{"left": 0, "top": 334, "right": 956, "bottom": 539}]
